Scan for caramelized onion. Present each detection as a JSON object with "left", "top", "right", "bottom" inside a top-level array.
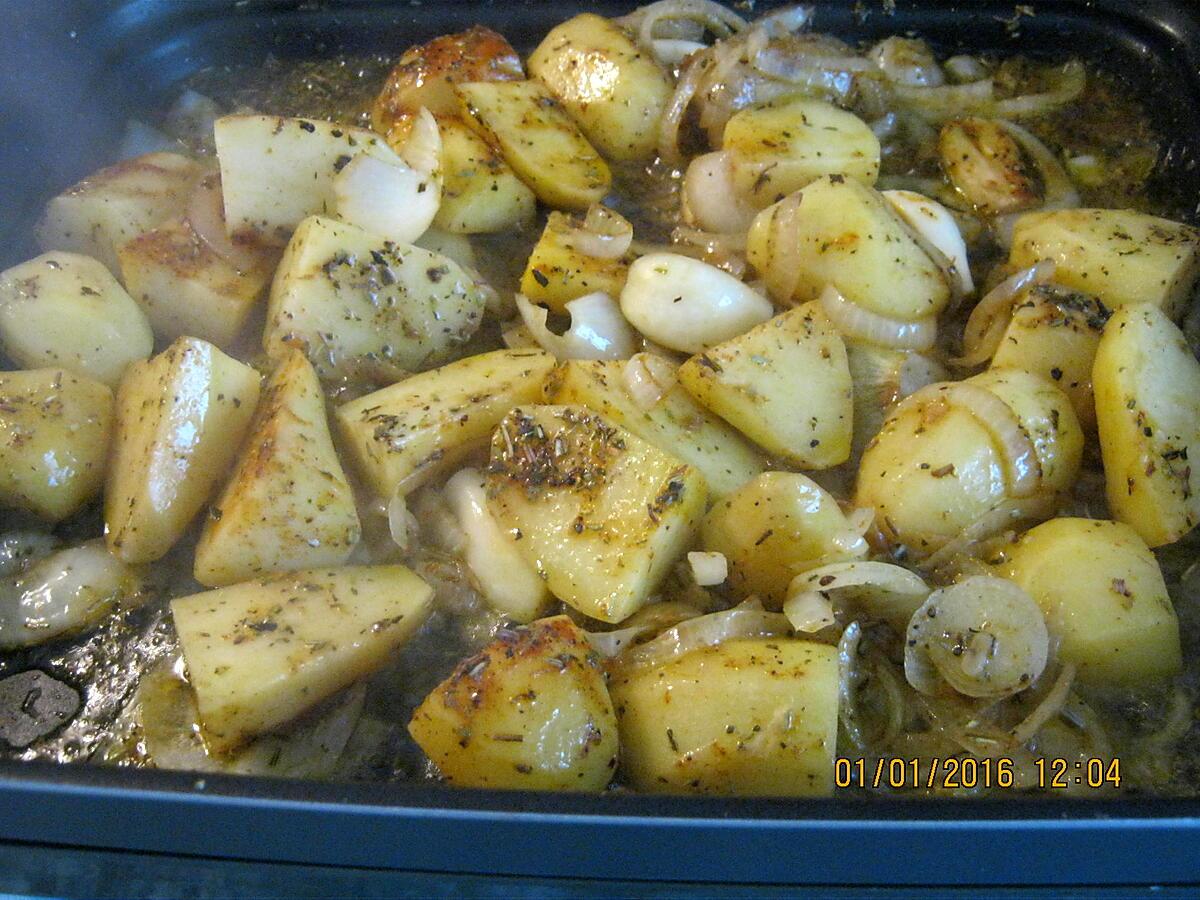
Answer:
[{"left": 819, "top": 285, "right": 937, "bottom": 351}]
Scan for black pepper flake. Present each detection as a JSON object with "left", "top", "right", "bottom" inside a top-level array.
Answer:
[
  {"left": 298, "top": 120, "right": 316, "bottom": 133},
  {"left": 531, "top": 268, "right": 550, "bottom": 288}
]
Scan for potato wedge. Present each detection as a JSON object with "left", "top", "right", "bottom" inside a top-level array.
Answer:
[
  {"left": 193, "top": 350, "right": 361, "bottom": 586},
  {"left": 724, "top": 98, "right": 880, "bottom": 208},
  {"left": 372, "top": 26, "right": 523, "bottom": 126},
  {"left": 528, "top": 13, "right": 672, "bottom": 162},
  {"left": 105, "top": 337, "right": 261, "bottom": 564},
  {"left": 0, "top": 369, "right": 112, "bottom": 521},
  {"left": 702, "top": 472, "right": 868, "bottom": 604},
  {"left": 457, "top": 80, "right": 611, "bottom": 211},
  {"left": 172, "top": 565, "right": 433, "bottom": 753},
  {"left": 264, "top": 215, "right": 488, "bottom": 383},
  {"left": 746, "top": 175, "right": 950, "bottom": 319},
  {"left": 677, "top": 303, "right": 853, "bottom": 468},
  {"left": 36, "top": 152, "right": 205, "bottom": 275},
  {"left": 486, "top": 405, "right": 708, "bottom": 623},
  {"left": 520, "top": 210, "right": 629, "bottom": 314},
  {"left": 409, "top": 615, "right": 618, "bottom": 789},
  {"left": 610, "top": 638, "right": 839, "bottom": 796},
  {"left": 336, "top": 348, "right": 555, "bottom": 498},
  {"left": 1093, "top": 303, "right": 1200, "bottom": 546},
  {"left": 435, "top": 117, "right": 537, "bottom": 234},
  {"left": 544, "top": 358, "right": 766, "bottom": 497},
  {"left": 0, "top": 251, "right": 153, "bottom": 387},
  {"left": 1004, "top": 518, "right": 1181, "bottom": 685},
  {"left": 213, "top": 115, "right": 400, "bottom": 245},
  {"left": 1010, "top": 209, "right": 1200, "bottom": 319}
]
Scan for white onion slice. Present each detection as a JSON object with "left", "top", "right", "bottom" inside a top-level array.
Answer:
[
  {"left": 819, "top": 285, "right": 937, "bottom": 351},
  {"left": 994, "top": 60, "right": 1086, "bottom": 119},
  {"left": 869, "top": 36, "right": 945, "bottom": 87},
  {"left": 615, "top": 599, "right": 792, "bottom": 672},
  {"left": 918, "top": 494, "right": 1057, "bottom": 574},
  {"left": 585, "top": 623, "right": 657, "bottom": 658},
  {"left": 516, "top": 292, "right": 636, "bottom": 361},
  {"left": 658, "top": 49, "right": 706, "bottom": 164},
  {"left": 783, "top": 590, "right": 836, "bottom": 633},
  {"left": 386, "top": 487, "right": 416, "bottom": 551},
  {"left": 893, "top": 78, "right": 995, "bottom": 123},
  {"left": 652, "top": 38, "right": 707, "bottom": 66},
  {"left": 761, "top": 192, "right": 803, "bottom": 303},
  {"left": 187, "top": 174, "right": 262, "bottom": 272},
  {"left": 683, "top": 151, "right": 757, "bottom": 235},
  {"left": 883, "top": 189, "right": 975, "bottom": 296},
  {"left": 687, "top": 551, "right": 728, "bottom": 587},
  {"left": 333, "top": 153, "right": 440, "bottom": 243},
  {"left": 956, "top": 260, "right": 1057, "bottom": 366},
  {"left": 789, "top": 560, "right": 929, "bottom": 627},
  {"left": 627, "top": 0, "right": 748, "bottom": 51},
  {"left": 560, "top": 205, "right": 634, "bottom": 260},
  {"left": 622, "top": 352, "right": 678, "bottom": 409}
]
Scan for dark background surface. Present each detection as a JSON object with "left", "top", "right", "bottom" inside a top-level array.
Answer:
[{"left": 0, "top": 0, "right": 1199, "bottom": 895}]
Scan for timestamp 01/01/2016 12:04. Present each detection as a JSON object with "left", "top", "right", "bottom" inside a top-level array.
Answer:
[{"left": 835, "top": 756, "right": 1124, "bottom": 791}]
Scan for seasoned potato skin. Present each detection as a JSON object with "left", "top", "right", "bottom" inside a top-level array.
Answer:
[{"left": 409, "top": 615, "right": 619, "bottom": 790}]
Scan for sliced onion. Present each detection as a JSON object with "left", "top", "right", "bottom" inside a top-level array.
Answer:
[
  {"left": 1009, "top": 662, "right": 1076, "bottom": 747},
  {"left": 652, "top": 38, "right": 707, "bottom": 66},
  {"left": 623, "top": 351, "right": 678, "bottom": 409},
  {"left": 869, "top": 37, "right": 945, "bottom": 87},
  {"left": 819, "top": 285, "right": 937, "bottom": 351},
  {"left": 333, "top": 153, "right": 439, "bottom": 244},
  {"left": 387, "top": 487, "right": 416, "bottom": 551},
  {"left": 615, "top": 598, "right": 792, "bottom": 673},
  {"left": 893, "top": 78, "right": 995, "bottom": 123},
  {"left": 761, "top": 192, "right": 803, "bottom": 303},
  {"left": 624, "top": 0, "right": 748, "bottom": 51},
  {"left": 956, "top": 260, "right": 1057, "bottom": 366},
  {"left": 658, "top": 49, "right": 706, "bottom": 164},
  {"left": 187, "top": 174, "right": 262, "bottom": 272},
  {"left": 918, "top": 494, "right": 1058, "bottom": 574},
  {"left": 560, "top": 205, "right": 634, "bottom": 260},
  {"left": 683, "top": 151, "right": 757, "bottom": 235},
  {"left": 905, "top": 382, "right": 1042, "bottom": 498},
  {"left": 397, "top": 107, "right": 442, "bottom": 176},
  {"left": 585, "top": 623, "right": 657, "bottom": 658},
  {"left": 944, "top": 56, "right": 988, "bottom": 83},
  {"left": 789, "top": 561, "right": 929, "bottom": 627},
  {"left": 838, "top": 621, "right": 868, "bottom": 748},
  {"left": 688, "top": 551, "right": 728, "bottom": 587},
  {"left": 990, "top": 120, "right": 1080, "bottom": 248},
  {"left": 994, "top": 60, "right": 1085, "bottom": 119},
  {"left": 516, "top": 292, "right": 636, "bottom": 361},
  {"left": 752, "top": 46, "right": 875, "bottom": 81},
  {"left": 783, "top": 590, "right": 836, "bottom": 633},
  {"left": 905, "top": 576, "right": 1049, "bottom": 699},
  {"left": 883, "top": 190, "right": 975, "bottom": 297}
]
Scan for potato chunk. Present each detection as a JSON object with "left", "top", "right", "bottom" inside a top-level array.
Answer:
[
  {"left": 1004, "top": 518, "right": 1181, "bottom": 685},
  {"left": 213, "top": 116, "right": 399, "bottom": 245},
  {"left": 0, "top": 252, "right": 153, "bottom": 387},
  {"left": 702, "top": 472, "right": 867, "bottom": 604},
  {"left": 1093, "top": 303, "right": 1200, "bottom": 546},
  {"left": 457, "top": 80, "right": 612, "bottom": 211},
  {"left": 989, "top": 283, "right": 1108, "bottom": 431},
  {"left": 264, "top": 215, "right": 487, "bottom": 383},
  {"left": 528, "top": 13, "right": 672, "bottom": 162},
  {"left": 520, "top": 211, "right": 629, "bottom": 314},
  {"left": 724, "top": 98, "right": 880, "bottom": 208},
  {"left": 486, "top": 405, "right": 707, "bottom": 623},
  {"left": 193, "top": 351, "right": 361, "bottom": 586},
  {"left": 105, "top": 338, "right": 261, "bottom": 564},
  {"left": 434, "top": 117, "right": 537, "bottom": 234},
  {"left": 677, "top": 303, "right": 853, "bottom": 468},
  {"left": 0, "top": 369, "right": 112, "bottom": 521},
  {"left": 1010, "top": 209, "right": 1200, "bottom": 319},
  {"left": 36, "top": 152, "right": 205, "bottom": 274},
  {"left": 409, "top": 616, "right": 618, "bottom": 789},
  {"left": 544, "top": 359, "right": 766, "bottom": 497},
  {"left": 172, "top": 565, "right": 433, "bottom": 753},
  {"left": 610, "top": 638, "right": 839, "bottom": 796},
  {"left": 746, "top": 175, "right": 950, "bottom": 319},
  {"left": 336, "top": 349, "right": 555, "bottom": 498}
]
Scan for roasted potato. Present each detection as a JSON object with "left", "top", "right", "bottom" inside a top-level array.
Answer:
[
  {"left": 0, "top": 369, "right": 113, "bottom": 521},
  {"left": 486, "top": 405, "right": 708, "bottom": 623},
  {"left": 193, "top": 350, "right": 361, "bottom": 587},
  {"left": 172, "top": 565, "right": 433, "bottom": 753},
  {"left": 0, "top": 251, "right": 153, "bottom": 387},
  {"left": 105, "top": 337, "right": 261, "bottom": 564},
  {"left": 409, "top": 615, "right": 618, "bottom": 789},
  {"left": 520, "top": 210, "right": 630, "bottom": 314}
]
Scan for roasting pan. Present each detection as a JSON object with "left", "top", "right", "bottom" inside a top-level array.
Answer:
[{"left": 1, "top": 0, "right": 1199, "bottom": 892}]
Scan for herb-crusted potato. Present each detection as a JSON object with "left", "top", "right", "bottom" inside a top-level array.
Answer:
[
  {"left": 746, "top": 175, "right": 950, "bottom": 319},
  {"left": 213, "top": 115, "right": 401, "bottom": 245},
  {"left": 457, "top": 80, "right": 612, "bottom": 211},
  {"left": 544, "top": 358, "right": 767, "bottom": 497},
  {"left": 1009, "top": 209, "right": 1200, "bottom": 319},
  {"left": 336, "top": 349, "right": 555, "bottom": 498},
  {"left": 520, "top": 211, "right": 630, "bottom": 314},
  {"left": 0, "top": 369, "right": 113, "bottom": 521},
  {"left": 193, "top": 350, "right": 361, "bottom": 586},
  {"left": 409, "top": 615, "right": 618, "bottom": 789},
  {"left": 723, "top": 98, "right": 880, "bottom": 209},
  {"left": 701, "top": 472, "right": 868, "bottom": 604},
  {"left": 989, "top": 283, "right": 1108, "bottom": 431},
  {"left": 172, "top": 565, "right": 433, "bottom": 753},
  {"left": 434, "top": 117, "right": 537, "bottom": 234},
  {"left": 1004, "top": 518, "right": 1181, "bottom": 685},
  {"left": 677, "top": 303, "right": 853, "bottom": 469},
  {"left": 610, "top": 638, "right": 839, "bottom": 796},
  {"left": 528, "top": 13, "right": 672, "bottom": 162},
  {"left": 105, "top": 337, "right": 261, "bottom": 564},
  {"left": 36, "top": 152, "right": 205, "bottom": 275},
  {"left": 1093, "top": 303, "right": 1200, "bottom": 546},
  {"left": 486, "top": 405, "right": 708, "bottom": 623},
  {"left": 264, "top": 215, "right": 488, "bottom": 383},
  {"left": 0, "top": 251, "right": 153, "bottom": 388}
]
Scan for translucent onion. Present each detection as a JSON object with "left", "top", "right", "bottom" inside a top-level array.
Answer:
[
  {"left": 560, "top": 205, "right": 634, "bottom": 260},
  {"left": 893, "top": 78, "right": 995, "bottom": 123},
  {"left": 657, "top": 51, "right": 706, "bottom": 164},
  {"left": 623, "top": 0, "right": 748, "bottom": 51},
  {"left": 905, "top": 382, "right": 1042, "bottom": 498},
  {"left": 585, "top": 623, "right": 657, "bottom": 658},
  {"left": 838, "top": 622, "right": 867, "bottom": 748},
  {"left": 994, "top": 60, "right": 1086, "bottom": 119},
  {"left": 0, "top": 531, "right": 59, "bottom": 579},
  {"left": 386, "top": 487, "right": 416, "bottom": 551},
  {"left": 882, "top": 189, "right": 975, "bottom": 297},
  {"left": 516, "top": 292, "right": 637, "bottom": 361},
  {"left": 622, "top": 351, "right": 678, "bottom": 409},
  {"left": 943, "top": 55, "right": 988, "bottom": 83},
  {"left": 501, "top": 321, "right": 538, "bottom": 350},
  {"left": 397, "top": 107, "right": 442, "bottom": 176},
  {"left": 990, "top": 120, "right": 1080, "bottom": 248},
  {"left": 752, "top": 45, "right": 875, "bottom": 81},
  {"left": 1009, "top": 662, "right": 1076, "bottom": 747},
  {"left": 688, "top": 551, "right": 728, "bottom": 587},
  {"left": 904, "top": 576, "right": 1050, "bottom": 699},
  {"left": 333, "top": 153, "right": 440, "bottom": 244},
  {"left": 683, "top": 151, "right": 758, "bottom": 235},
  {"left": 761, "top": 192, "right": 804, "bottom": 303},
  {"left": 187, "top": 174, "right": 262, "bottom": 272},
  {"left": 615, "top": 598, "right": 792, "bottom": 673},
  {"left": 652, "top": 38, "right": 707, "bottom": 66},
  {"left": 783, "top": 589, "right": 836, "bottom": 633},
  {"left": 956, "top": 260, "right": 1057, "bottom": 366},
  {"left": 819, "top": 285, "right": 937, "bottom": 351},
  {"left": 918, "top": 494, "right": 1057, "bottom": 574},
  {"left": 788, "top": 560, "right": 929, "bottom": 627}
]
